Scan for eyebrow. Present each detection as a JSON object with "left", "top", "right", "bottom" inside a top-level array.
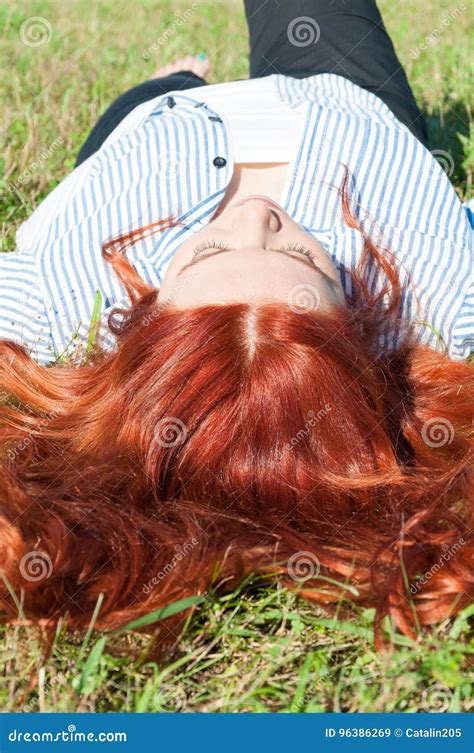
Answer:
[{"left": 177, "top": 247, "right": 323, "bottom": 276}]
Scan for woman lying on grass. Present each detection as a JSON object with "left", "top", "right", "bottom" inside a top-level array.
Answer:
[{"left": 1, "top": 0, "right": 472, "bottom": 650}]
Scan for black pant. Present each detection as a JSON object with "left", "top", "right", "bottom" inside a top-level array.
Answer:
[{"left": 76, "top": 0, "right": 428, "bottom": 166}]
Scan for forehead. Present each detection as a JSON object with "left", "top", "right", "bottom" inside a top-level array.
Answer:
[
  {"left": 172, "top": 250, "right": 330, "bottom": 309},
  {"left": 179, "top": 246, "right": 316, "bottom": 275}
]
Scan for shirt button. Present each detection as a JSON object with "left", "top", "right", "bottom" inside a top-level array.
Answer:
[
  {"left": 166, "top": 96, "right": 176, "bottom": 108},
  {"left": 213, "top": 157, "right": 227, "bottom": 168},
  {"left": 208, "top": 115, "right": 222, "bottom": 123}
]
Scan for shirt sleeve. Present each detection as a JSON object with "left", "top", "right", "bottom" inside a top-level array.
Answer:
[
  {"left": 452, "top": 200, "right": 474, "bottom": 359},
  {"left": 15, "top": 159, "right": 93, "bottom": 253},
  {"left": 451, "top": 283, "right": 474, "bottom": 360},
  {"left": 0, "top": 249, "right": 56, "bottom": 364}
]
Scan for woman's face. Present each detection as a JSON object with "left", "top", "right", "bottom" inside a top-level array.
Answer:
[{"left": 158, "top": 197, "right": 346, "bottom": 312}]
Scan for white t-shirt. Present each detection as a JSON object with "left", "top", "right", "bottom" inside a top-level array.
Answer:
[{"left": 182, "top": 77, "right": 306, "bottom": 163}]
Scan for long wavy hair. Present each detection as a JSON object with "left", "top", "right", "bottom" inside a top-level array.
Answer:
[{"left": 1, "top": 186, "right": 472, "bottom": 651}]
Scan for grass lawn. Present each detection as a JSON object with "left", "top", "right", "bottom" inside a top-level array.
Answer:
[{"left": 1, "top": 0, "right": 473, "bottom": 713}]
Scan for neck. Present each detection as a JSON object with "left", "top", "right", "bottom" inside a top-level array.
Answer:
[{"left": 213, "top": 163, "right": 288, "bottom": 218}]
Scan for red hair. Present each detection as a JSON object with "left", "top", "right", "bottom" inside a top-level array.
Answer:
[{"left": 1, "top": 190, "right": 472, "bottom": 650}]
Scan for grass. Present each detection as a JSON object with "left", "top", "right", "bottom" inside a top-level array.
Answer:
[
  {"left": 0, "top": 0, "right": 473, "bottom": 713},
  {"left": 3, "top": 587, "right": 473, "bottom": 713}
]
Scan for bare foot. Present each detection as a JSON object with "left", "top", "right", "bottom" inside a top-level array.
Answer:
[{"left": 152, "top": 54, "right": 210, "bottom": 80}]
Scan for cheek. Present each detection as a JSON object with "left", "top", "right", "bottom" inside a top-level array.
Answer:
[
  {"left": 308, "top": 242, "right": 340, "bottom": 282},
  {"left": 162, "top": 242, "right": 194, "bottom": 280},
  {"left": 159, "top": 238, "right": 204, "bottom": 299}
]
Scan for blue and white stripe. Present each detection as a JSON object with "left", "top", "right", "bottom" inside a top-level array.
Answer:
[{"left": 1, "top": 73, "right": 472, "bottom": 363}]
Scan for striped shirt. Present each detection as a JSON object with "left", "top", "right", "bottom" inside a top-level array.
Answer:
[{"left": 2, "top": 73, "right": 473, "bottom": 364}]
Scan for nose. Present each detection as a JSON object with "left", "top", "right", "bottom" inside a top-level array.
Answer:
[{"left": 234, "top": 200, "right": 280, "bottom": 247}]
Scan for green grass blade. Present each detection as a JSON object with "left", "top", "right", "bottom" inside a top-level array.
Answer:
[
  {"left": 74, "top": 636, "right": 107, "bottom": 695},
  {"left": 86, "top": 289, "right": 103, "bottom": 353},
  {"left": 109, "top": 594, "right": 205, "bottom": 636}
]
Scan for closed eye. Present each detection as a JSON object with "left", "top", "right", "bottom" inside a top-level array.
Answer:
[
  {"left": 193, "top": 240, "right": 233, "bottom": 256},
  {"left": 192, "top": 240, "right": 320, "bottom": 266}
]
